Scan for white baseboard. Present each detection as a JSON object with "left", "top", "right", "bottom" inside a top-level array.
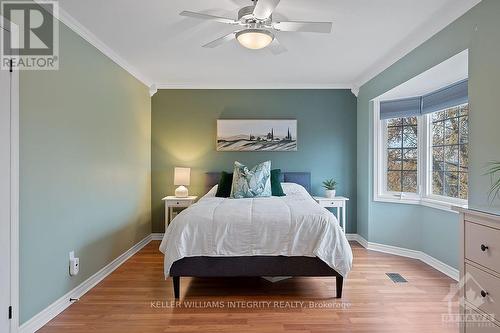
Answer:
[
  {"left": 347, "top": 233, "right": 458, "bottom": 281},
  {"left": 346, "top": 233, "right": 368, "bottom": 248},
  {"left": 151, "top": 233, "right": 164, "bottom": 240},
  {"left": 19, "top": 234, "right": 153, "bottom": 333}
]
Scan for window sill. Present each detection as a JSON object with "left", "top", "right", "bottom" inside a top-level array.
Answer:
[{"left": 374, "top": 194, "right": 467, "bottom": 213}]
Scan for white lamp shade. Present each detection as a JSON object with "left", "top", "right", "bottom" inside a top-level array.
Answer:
[{"left": 174, "top": 167, "right": 190, "bottom": 186}]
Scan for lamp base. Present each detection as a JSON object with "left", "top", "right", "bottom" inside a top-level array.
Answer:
[{"left": 175, "top": 185, "right": 188, "bottom": 198}]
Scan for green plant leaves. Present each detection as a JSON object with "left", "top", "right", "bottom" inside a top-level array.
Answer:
[
  {"left": 484, "top": 161, "right": 500, "bottom": 202},
  {"left": 322, "top": 178, "right": 337, "bottom": 190}
]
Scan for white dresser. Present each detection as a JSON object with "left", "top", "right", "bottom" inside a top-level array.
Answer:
[{"left": 458, "top": 208, "right": 500, "bottom": 332}]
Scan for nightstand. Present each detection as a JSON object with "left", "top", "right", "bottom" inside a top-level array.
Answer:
[
  {"left": 313, "top": 196, "right": 349, "bottom": 233},
  {"left": 162, "top": 196, "right": 197, "bottom": 227}
]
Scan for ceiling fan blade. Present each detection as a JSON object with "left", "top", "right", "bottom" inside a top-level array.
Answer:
[
  {"left": 268, "top": 38, "right": 287, "bottom": 55},
  {"left": 202, "top": 32, "right": 237, "bottom": 48},
  {"left": 253, "top": 0, "right": 280, "bottom": 20},
  {"left": 180, "top": 11, "right": 238, "bottom": 25},
  {"left": 273, "top": 21, "right": 333, "bottom": 33}
]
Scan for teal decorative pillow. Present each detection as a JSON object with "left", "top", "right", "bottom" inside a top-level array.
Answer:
[
  {"left": 230, "top": 161, "right": 272, "bottom": 198},
  {"left": 215, "top": 171, "right": 233, "bottom": 198},
  {"left": 271, "top": 169, "right": 286, "bottom": 197}
]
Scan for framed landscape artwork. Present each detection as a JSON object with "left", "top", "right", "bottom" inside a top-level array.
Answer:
[{"left": 217, "top": 119, "right": 297, "bottom": 152}]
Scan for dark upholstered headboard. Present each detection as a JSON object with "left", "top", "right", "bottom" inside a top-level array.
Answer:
[{"left": 205, "top": 172, "right": 311, "bottom": 194}]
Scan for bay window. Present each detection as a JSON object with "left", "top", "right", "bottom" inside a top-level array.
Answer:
[{"left": 374, "top": 80, "right": 469, "bottom": 211}]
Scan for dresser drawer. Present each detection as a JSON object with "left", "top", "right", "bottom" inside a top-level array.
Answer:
[
  {"left": 464, "top": 304, "right": 499, "bottom": 333},
  {"left": 465, "top": 221, "right": 500, "bottom": 273},
  {"left": 465, "top": 264, "right": 500, "bottom": 323}
]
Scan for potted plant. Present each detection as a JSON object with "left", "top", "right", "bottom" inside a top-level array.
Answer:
[{"left": 322, "top": 179, "right": 338, "bottom": 198}]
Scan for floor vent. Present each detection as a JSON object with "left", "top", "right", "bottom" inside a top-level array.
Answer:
[{"left": 386, "top": 273, "right": 408, "bottom": 283}]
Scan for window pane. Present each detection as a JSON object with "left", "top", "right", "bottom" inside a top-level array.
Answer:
[
  {"left": 403, "top": 149, "right": 417, "bottom": 170},
  {"left": 459, "top": 145, "right": 468, "bottom": 172},
  {"left": 446, "top": 107, "right": 459, "bottom": 118},
  {"left": 432, "top": 111, "right": 446, "bottom": 122},
  {"left": 402, "top": 171, "right": 417, "bottom": 192},
  {"left": 432, "top": 147, "right": 444, "bottom": 173},
  {"left": 387, "top": 149, "right": 402, "bottom": 170},
  {"left": 387, "top": 171, "right": 402, "bottom": 192},
  {"left": 433, "top": 172, "right": 444, "bottom": 195},
  {"left": 387, "top": 126, "right": 402, "bottom": 148},
  {"left": 432, "top": 122, "right": 444, "bottom": 146},
  {"left": 444, "top": 118, "right": 459, "bottom": 145},
  {"left": 459, "top": 104, "right": 469, "bottom": 116},
  {"left": 444, "top": 146, "right": 459, "bottom": 172},
  {"left": 387, "top": 118, "right": 402, "bottom": 127},
  {"left": 459, "top": 173, "right": 468, "bottom": 200},
  {"left": 403, "top": 126, "right": 417, "bottom": 148},
  {"left": 431, "top": 104, "right": 469, "bottom": 200},
  {"left": 459, "top": 116, "right": 468, "bottom": 144},
  {"left": 445, "top": 172, "right": 459, "bottom": 198},
  {"left": 403, "top": 117, "right": 418, "bottom": 126},
  {"left": 385, "top": 116, "right": 418, "bottom": 194}
]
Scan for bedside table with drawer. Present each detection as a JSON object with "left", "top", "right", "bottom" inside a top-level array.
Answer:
[
  {"left": 313, "top": 196, "right": 349, "bottom": 233},
  {"left": 162, "top": 196, "right": 197, "bottom": 228},
  {"left": 458, "top": 208, "right": 500, "bottom": 332}
]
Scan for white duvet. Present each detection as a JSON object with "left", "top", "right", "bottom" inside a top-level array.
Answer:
[{"left": 159, "top": 183, "right": 353, "bottom": 277}]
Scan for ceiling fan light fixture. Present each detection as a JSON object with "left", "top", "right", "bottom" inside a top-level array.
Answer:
[{"left": 236, "top": 29, "right": 274, "bottom": 50}]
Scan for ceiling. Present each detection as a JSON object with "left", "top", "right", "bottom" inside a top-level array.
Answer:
[
  {"left": 379, "top": 49, "right": 468, "bottom": 100},
  {"left": 56, "top": 0, "right": 481, "bottom": 90}
]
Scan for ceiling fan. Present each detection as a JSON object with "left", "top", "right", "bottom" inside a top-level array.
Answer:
[{"left": 180, "top": 0, "right": 333, "bottom": 54}]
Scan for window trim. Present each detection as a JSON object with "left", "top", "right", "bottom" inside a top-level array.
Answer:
[{"left": 373, "top": 99, "right": 468, "bottom": 213}]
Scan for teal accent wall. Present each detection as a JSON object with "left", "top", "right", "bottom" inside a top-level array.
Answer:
[
  {"left": 19, "top": 22, "right": 151, "bottom": 323},
  {"left": 357, "top": 0, "right": 500, "bottom": 269},
  {"left": 151, "top": 89, "right": 357, "bottom": 233}
]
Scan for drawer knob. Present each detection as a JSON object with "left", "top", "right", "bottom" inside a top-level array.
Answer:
[
  {"left": 481, "top": 290, "right": 489, "bottom": 298},
  {"left": 480, "top": 244, "right": 489, "bottom": 252}
]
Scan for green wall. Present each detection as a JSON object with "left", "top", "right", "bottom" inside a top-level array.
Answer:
[
  {"left": 151, "top": 89, "right": 357, "bottom": 233},
  {"left": 357, "top": 0, "right": 500, "bottom": 269},
  {"left": 19, "top": 22, "right": 151, "bottom": 323}
]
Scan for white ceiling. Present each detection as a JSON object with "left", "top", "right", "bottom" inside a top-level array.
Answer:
[
  {"left": 56, "top": 0, "right": 481, "bottom": 89},
  {"left": 379, "top": 49, "right": 468, "bottom": 100}
]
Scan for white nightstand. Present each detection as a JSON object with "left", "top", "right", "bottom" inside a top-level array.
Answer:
[
  {"left": 162, "top": 196, "right": 197, "bottom": 227},
  {"left": 313, "top": 196, "right": 349, "bottom": 233}
]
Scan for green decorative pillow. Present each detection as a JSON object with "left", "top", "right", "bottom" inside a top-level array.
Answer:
[
  {"left": 230, "top": 161, "right": 272, "bottom": 198},
  {"left": 271, "top": 169, "right": 286, "bottom": 197},
  {"left": 215, "top": 172, "right": 233, "bottom": 198}
]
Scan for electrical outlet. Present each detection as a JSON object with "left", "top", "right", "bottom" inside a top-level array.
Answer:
[{"left": 69, "top": 251, "right": 79, "bottom": 276}]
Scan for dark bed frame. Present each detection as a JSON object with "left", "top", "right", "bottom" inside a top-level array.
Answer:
[{"left": 169, "top": 172, "right": 344, "bottom": 299}]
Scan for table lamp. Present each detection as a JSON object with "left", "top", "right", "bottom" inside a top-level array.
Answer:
[{"left": 174, "top": 167, "right": 190, "bottom": 197}]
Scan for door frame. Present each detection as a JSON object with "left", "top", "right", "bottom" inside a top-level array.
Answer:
[{"left": 1, "top": 15, "right": 20, "bottom": 333}]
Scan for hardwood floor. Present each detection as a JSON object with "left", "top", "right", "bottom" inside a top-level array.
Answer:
[{"left": 40, "top": 241, "right": 459, "bottom": 332}]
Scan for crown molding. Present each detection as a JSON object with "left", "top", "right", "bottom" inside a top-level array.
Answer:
[
  {"left": 155, "top": 82, "right": 354, "bottom": 90},
  {"left": 36, "top": 1, "right": 153, "bottom": 87},
  {"left": 149, "top": 84, "right": 158, "bottom": 97},
  {"left": 352, "top": 0, "right": 482, "bottom": 89},
  {"left": 350, "top": 86, "right": 360, "bottom": 97}
]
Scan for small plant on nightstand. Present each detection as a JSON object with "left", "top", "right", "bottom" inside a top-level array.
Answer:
[{"left": 322, "top": 179, "right": 338, "bottom": 198}]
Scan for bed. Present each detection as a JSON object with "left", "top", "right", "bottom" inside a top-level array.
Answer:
[{"left": 159, "top": 172, "right": 353, "bottom": 299}]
